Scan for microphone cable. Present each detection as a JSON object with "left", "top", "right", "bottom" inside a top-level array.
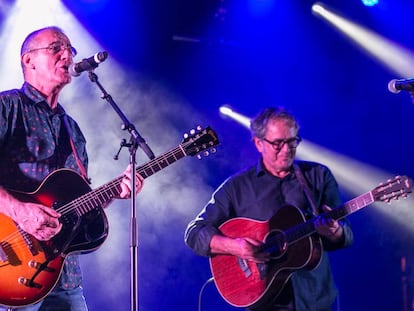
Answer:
[{"left": 198, "top": 276, "right": 215, "bottom": 311}]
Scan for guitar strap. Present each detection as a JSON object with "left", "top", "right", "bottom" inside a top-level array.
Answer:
[
  {"left": 293, "top": 163, "right": 319, "bottom": 216},
  {"left": 62, "top": 114, "right": 91, "bottom": 184}
]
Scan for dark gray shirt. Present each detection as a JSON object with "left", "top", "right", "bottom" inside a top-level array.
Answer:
[{"left": 185, "top": 160, "right": 353, "bottom": 310}]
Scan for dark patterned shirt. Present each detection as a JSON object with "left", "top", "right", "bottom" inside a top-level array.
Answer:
[{"left": 0, "top": 82, "right": 89, "bottom": 290}]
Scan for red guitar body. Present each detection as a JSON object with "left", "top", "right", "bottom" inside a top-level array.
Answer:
[{"left": 210, "top": 205, "right": 322, "bottom": 309}]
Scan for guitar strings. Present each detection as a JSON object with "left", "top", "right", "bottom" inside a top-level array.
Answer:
[{"left": 56, "top": 144, "right": 187, "bottom": 215}]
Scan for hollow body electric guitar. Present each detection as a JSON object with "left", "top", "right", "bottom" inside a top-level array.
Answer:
[
  {"left": 210, "top": 175, "right": 412, "bottom": 309},
  {"left": 0, "top": 126, "right": 219, "bottom": 308}
]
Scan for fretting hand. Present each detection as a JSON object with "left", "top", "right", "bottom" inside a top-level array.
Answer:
[
  {"left": 314, "top": 205, "right": 343, "bottom": 242},
  {"left": 118, "top": 164, "right": 145, "bottom": 199}
]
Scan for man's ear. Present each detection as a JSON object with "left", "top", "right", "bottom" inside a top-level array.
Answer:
[
  {"left": 21, "top": 53, "right": 34, "bottom": 69},
  {"left": 253, "top": 136, "right": 263, "bottom": 152}
]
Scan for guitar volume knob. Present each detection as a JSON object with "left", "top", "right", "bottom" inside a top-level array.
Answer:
[
  {"left": 18, "top": 276, "right": 30, "bottom": 286},
  {"left": 18, "top": 276, "right": 41, "bottom": 289},
  {"left": 28, "top": 260, "right": 40, "bottom": 269}
]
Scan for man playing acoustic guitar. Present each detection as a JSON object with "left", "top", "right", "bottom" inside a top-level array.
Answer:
[
  {"left": 0, "top": 26, "right": 144, "bottom": 311},
  {"left": 185, "top": 107, "right": 354, "bottom": 311}
]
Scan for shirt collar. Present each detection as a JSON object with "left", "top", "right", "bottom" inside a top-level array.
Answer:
[
  {"left": 255, "top": 158, "right": 295, "bottom": 179},
  {"left": 22, "top": 82, "right": 45, "bottom": 104},
  {"left": 22, "top": 82, "right": 66, "bottom": 116},
  {"left": 255, "top": 159, "right": 267, "bottom": 177}
]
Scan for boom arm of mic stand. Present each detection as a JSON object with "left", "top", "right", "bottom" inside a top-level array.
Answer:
[{"left": 87, "top": 70, "right": 155, "bottom": 160}]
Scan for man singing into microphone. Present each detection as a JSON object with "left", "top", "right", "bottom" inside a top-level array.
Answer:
[{"left": 0, "top": 26, "right": 144, "bottom": 310}]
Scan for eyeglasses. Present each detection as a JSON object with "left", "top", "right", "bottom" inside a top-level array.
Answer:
[
  {"left": 25, "top": 41, "right": 77, "bottom": 57},
  {"left": 262, "top": 136, "right": 302, "bottom": 151}
]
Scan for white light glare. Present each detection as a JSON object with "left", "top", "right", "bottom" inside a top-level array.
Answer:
[
  {"left": 312, "top": 2, "right": 414, "bottom": 77},
  {"left": 219, "top": 105, "right": 251, "bottom": 128}
]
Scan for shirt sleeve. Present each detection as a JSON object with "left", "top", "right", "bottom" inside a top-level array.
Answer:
[
  {"left": 0, "top": 90, "right": 18, "bottom": 148},
  {"left": 184, "top": 178, "right": 233, "bottom": 256}
]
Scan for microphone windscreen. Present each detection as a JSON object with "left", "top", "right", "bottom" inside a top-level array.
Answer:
[{"left": 387, "top": 79, "right": 399, "bottom": 94}]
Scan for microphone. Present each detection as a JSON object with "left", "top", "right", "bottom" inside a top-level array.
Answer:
[
  {"left": 388, "top": 78, "right": 414, "bottom": 94},
  {"left": 69, "top": 51, "right": 108, "bottom": 77}
]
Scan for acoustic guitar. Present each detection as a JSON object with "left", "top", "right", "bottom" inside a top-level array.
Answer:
[{"left": 210, "top": 175, "right": 412, "bottom": 309}]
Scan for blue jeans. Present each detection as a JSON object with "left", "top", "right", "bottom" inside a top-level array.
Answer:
[{"left": 0, "top": 286, "right": 88, "bottom": 311}]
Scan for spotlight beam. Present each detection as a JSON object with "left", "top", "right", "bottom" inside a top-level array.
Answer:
[
  {"left": 219, "top": 105, "right": 414, "bottom": 234},
  {"left": 312, "top": 2, "right": 414, "bottom": 77}
]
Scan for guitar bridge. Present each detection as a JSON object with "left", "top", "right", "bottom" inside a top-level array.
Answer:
[
  {"left": 0, "top": 244, "right": 7, "bottom": 262},
  {"left": 237, "top": 257, "right": 252, "bottom": 278}
]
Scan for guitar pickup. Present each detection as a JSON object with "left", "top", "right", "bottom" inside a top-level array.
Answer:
[{"left": 17, "top": 226, "right": 39, "bottom": 256}]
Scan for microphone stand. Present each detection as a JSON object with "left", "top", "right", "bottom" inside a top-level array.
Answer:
[{"left": 87, "top": 70, "right": 155, "bottom": 311}]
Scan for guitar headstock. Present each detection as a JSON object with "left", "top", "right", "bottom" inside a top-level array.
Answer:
[
  {"left": 373, "top": 175, "right": 413, "bottom": 202},
  {"left": 182, "top": 126, "right": 220, "bottom": 158}
]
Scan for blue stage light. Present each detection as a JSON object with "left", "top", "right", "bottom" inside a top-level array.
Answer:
[{"left": 361, "top": 0, "right": 378, "bottom": 6}]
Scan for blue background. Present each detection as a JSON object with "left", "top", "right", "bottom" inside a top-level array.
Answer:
[
  {"left": 2, "top": 0, "right": 414, "bottom": 310},
  {"left": 57, "top": 0, "right": 414, "bottom": 310}
]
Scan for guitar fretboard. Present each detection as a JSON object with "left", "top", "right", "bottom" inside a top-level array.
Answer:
[
  {"left": 263, "top": 191, "right": 374, "bottom": 249},
  {"left": 56, "top": 145, "right": 188, "bottom": 217},
  {"left": 285, "top": 191, "right": 373, "bottom": 244}
]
